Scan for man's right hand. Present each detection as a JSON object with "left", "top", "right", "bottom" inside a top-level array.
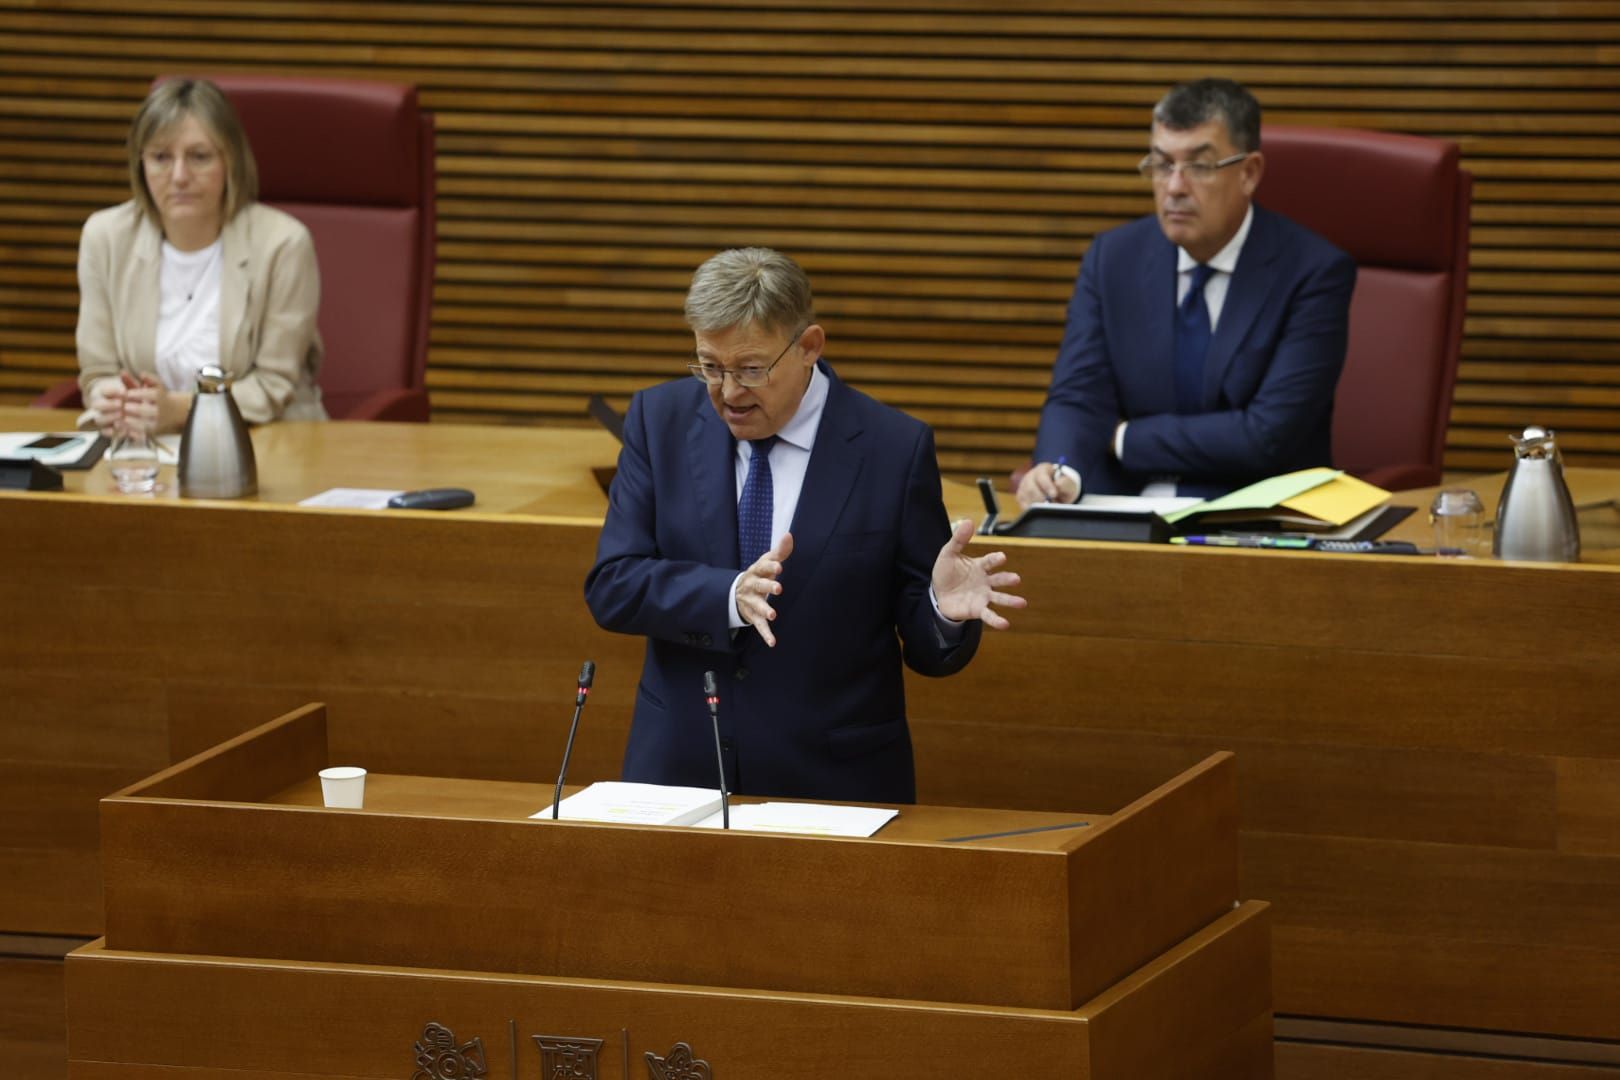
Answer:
[
  {"left": 1016, "top": 462, "right": 1079, "bottom": 509},
  {"left": 735, "top": 532, "right": 794, "bottom": 647}
]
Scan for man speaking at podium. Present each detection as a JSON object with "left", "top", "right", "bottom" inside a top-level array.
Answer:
[{"left": 586, "top": 248, "right": 1023, "bottom": 803}]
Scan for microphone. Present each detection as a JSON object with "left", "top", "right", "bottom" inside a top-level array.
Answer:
[
  {"left": 703, "top": 670, "right": 731, "bottom": 830},
  {"left": 550, "top": 660, "right": 596, "bottom": 819}
]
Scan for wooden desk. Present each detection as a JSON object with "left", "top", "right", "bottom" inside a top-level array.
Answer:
[
  {"left": 6, "top": 409, "right": 1620, "bottom": 1077},
  {"left": 1386, "top": 468, "right": 1620, "bottom": 562},
  {"left": 3, "top": 407, "right": 618, "bottom": 516},
  {"left": 71, "top": 707, "right": 1268, "bottom": 1078}
]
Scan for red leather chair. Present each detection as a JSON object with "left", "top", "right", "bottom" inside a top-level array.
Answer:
[
  {"left": 1260, "top": 125, "right": 1471, "bottom": 490},
  {"left": 36, "top": 74, "right": 436, "bottom": 421}
]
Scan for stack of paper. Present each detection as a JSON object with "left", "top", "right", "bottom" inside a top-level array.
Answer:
[
  {"left": 532, "top": 781, "right": 721, "bottom": 826},
  {"left": 1164, "top": 468, "right": 1389, "bottom": 531}
]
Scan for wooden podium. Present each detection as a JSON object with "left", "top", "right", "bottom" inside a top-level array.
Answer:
[{"left": 66, "top": 704, "right": 1271, "bottom": 1078}]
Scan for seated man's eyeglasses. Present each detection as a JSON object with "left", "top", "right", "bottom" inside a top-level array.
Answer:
[
  {"left": 688, "top": 325, "right": 807, "bottom": 388},
  {"left": 1137, "top": 152, "right": 1249, "bottom": 185}
]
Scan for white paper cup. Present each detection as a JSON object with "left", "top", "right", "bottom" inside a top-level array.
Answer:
[{"left": 319, "top": 766, "right": 367, "bottom": 808}]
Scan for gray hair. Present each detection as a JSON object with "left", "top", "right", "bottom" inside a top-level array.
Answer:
[
  {"left": 1152, "top": 78, "right": 1262, "bottom": 153},
  {"left": 684, "top": 248, "right": 814, "bottom": 335}
]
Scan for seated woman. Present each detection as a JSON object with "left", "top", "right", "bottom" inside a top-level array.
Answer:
[{"left": 76, "top": 77, "right": 326, "bottom": 434}]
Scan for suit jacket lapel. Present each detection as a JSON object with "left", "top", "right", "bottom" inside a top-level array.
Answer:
[
  {"left": 1202, "top": 206, "right": 1278, "bottom": 406},
  {"left": 122, "top": 215, "right": 162, "bottom": 378},
  {"left": 772, "top": 363, "right": 862, "bottom": 626},
  {"left": 219, "top": 210, "right": 252, "bottom": 373},
  {"left": 688, "top": 396, "right": 740, "bottom": 571},
  {"left": 1136, "top": 235, "right": 1179, "bottom": 414}
]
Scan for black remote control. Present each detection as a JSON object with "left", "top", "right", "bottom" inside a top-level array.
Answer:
[{"left": 386, "top": 487, "right": 476, "bottom": 511}]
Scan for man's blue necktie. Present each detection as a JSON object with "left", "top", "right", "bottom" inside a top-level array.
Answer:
[
  {"left": 1174, "top": 263, "right": 1217, "bottom": 415},
  {"left": 737, "top": 435, "right": 778, "bottom": 568}
]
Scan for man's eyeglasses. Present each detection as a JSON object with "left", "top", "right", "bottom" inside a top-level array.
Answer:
[
  {"left": 688, "top": 325, "right": 807, "bottom": 389},
  {"left": 1137, "top": 152, "right": 1249, "bottom": 185}
]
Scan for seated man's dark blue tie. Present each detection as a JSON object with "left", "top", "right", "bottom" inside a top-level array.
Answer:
[
  {"left": 737, "top": 436, "right": 778, "bottom": 568},
  {"left": 1174, "top": 263, "right": 1216, "bottom": 415}
]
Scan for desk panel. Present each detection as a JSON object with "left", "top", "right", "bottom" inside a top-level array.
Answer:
[
  {"left": 5, "top": 409, "right": 1620, "bottom": 1072},
  {"left": 904, "top": 537, "right": 1620, "bottom": 1043}
]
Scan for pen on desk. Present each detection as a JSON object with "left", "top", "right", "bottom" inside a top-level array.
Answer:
[{"left": 1171, "top": 535, "right": 1313, "bottom": 549}]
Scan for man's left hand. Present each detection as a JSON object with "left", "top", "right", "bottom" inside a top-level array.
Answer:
[{"left": 931, "top": 518, "right": 1026, "bottom": 630}]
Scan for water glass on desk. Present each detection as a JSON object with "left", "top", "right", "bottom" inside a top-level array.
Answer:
[
  {"left": 1430, "top": 488, "right": 1488, "bottom": 557},
  {"left": 107, "top": 429, "right": 160, "bottom": 494}
]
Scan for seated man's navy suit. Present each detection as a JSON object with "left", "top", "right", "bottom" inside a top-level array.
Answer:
[
  {"left": 1033, "top": 204, "right": 1356, "bottom": 497},
  {"left": 585, "top": 360, "right": 981, "bottom": 803}
]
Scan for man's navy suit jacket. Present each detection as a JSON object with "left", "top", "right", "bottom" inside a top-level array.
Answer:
[
  {"left": 1032, "top": 204, "right": 1356, "bottom": 497},
  {"left": 584, "top": 361, "right": 981, "bottom": 803}
]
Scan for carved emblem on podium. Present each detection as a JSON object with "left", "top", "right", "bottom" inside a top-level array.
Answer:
[
  {"left": 412, "top": 1021, "right": 489, "bottom": 1080},
  {"left": 645, "top": 1041, "right": 712, "bottom": 1080},
  {"left": 533, "top": 1034, "right": 604, "bottom": 1079}
]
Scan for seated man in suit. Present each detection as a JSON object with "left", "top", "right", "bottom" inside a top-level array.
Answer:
[
  {"left": 1019, "top": 77, "right": 1356, "bottom": 505},
  {"left": 585, "top": 248, "right": 1024, "bottom": 803}
]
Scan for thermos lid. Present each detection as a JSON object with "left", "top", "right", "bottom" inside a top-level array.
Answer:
[
  {"left": 195, "top": 365, "right": 231, "bottom": 393},
  {"left": 1511, "top": 425, "right": 1558, "bottom": 459}
]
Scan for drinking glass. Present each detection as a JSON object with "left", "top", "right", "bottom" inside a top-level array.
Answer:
[
  {"left": 1430, "top": 488, "right": 1488, "bottom": 557},
  {"left": 107, "top": 429, "right": 160, "bottom": 494}
]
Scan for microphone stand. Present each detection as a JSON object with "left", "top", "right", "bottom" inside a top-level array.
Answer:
[
  {"left": 703, "top": 670, "right": 730, "bottom": 829},
  {"left": 551, "top": 660, "right": 596, "bottom": 819}
]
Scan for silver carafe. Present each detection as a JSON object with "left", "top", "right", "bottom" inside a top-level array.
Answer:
[
  {"left": 178, "top": 365, "right": 258, "bottom": 498},
  {"left": 1493, "top": 425, "right": 1578, "bottom": 562}
]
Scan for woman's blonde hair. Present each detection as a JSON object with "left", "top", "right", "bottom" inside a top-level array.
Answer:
[{"left": 127, "top": 78, "right": 259, "bottom": 225}]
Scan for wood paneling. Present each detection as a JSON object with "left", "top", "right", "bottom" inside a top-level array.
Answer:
[
  {"left": 6, "top": 420, "right": 1620, "bottom": 1077},
  {"left": 67, "top": 905, "right": 1271, "bottom": 1080},
  {"left": 1277, "top": 1044, "right": 1617, "bottom": 1080},
  {"left": 75, "top": 711, "right": 1267, "bottom": 1077},
  {"left": 2, "top": 1, "right": 1618, "bottom": 474},
  {"left": 0, "top": 958, "right": 66, "bottom": 1080},
  {"left": 98, "top": 718, "right": 1236, "bottom": 1013}
]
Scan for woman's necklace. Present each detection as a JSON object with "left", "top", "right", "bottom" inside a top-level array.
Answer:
[{"left": 170, "top": 241, "right": 221, "bottom": 303}]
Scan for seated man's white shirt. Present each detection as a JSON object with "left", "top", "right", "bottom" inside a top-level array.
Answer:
[{"left": 1117, "top": 205, "right": 1255, "bottom": 498}]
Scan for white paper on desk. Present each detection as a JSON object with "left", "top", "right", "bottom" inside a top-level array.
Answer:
[
  {"left": 298, "top": 487, "right": 405, "bottom": 509},
  {"left": 153, "top": 434, "right": 181, "bottom": 465},
  {"left": 534, "top": 781, "right": 722, "bottom": 826},
  {"left": 1045, "top": 493, "right": 1203, "bottom": 515},
  {"left": 691, "top": 801, "right": 898, "bottom": 837}
]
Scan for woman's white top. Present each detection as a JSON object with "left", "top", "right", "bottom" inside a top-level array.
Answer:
[{"left": 154, "top": 238, "right": 223, "bottom": 393}]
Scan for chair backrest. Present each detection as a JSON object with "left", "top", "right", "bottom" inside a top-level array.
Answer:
[
  {"left": 167, "top": 74, "right": 437, "bottom": 421},
  {"left": 1258, "top": 125, "right": 1471, "bottom": 490}
]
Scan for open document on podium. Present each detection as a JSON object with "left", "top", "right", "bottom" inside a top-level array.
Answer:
[
  {"left": 536, "top": 781, "right": 719, "bottom": 825},
  {"left": 534, "top": 781, "right": 896, "bottom": 836},
  {"left": 690, "top": 801, "right": 897, "bottom": 836}
]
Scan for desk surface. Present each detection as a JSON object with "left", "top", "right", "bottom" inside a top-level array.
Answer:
[
  {"left": 2, "top": 407, "right": 619, "bottom": 518},
  {"left": 270, "top": 774, "right": 1101, "bottom": 852},
  {"left": 13, "top": 406, "right": 1617, "bottom": 559}
]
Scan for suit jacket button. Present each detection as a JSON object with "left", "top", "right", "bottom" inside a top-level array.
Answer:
[
  {"left": 734, "top": 667, "right": 748, "bottom": 681},
  {"left": 700, "top": 633, "right": 713, "bottom": 647}
]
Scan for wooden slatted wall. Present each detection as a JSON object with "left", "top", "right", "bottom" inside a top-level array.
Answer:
[{"left": 1, "top": 0, "right": 1617, "bottom": 477}]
